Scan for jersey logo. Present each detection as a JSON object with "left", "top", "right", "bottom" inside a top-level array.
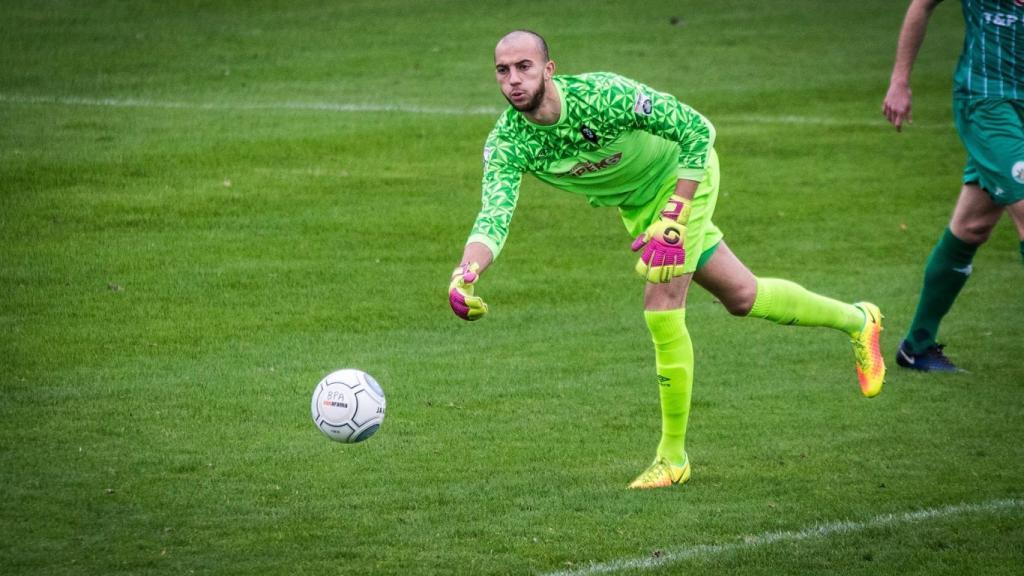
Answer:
[
  {"left": 634, "top": 92, "right": 653, "bottom": 116},
  {"left": 580, "top": 125, "right": 599, "bottom": 144},
  {"left": 983, "top": 12, "right": 1020, "bottom": 27},
  {"left": 567, "top": 152, "right": 622, "bottom": 177},
  {"left": 483, "top": 146, "right": 493, "bottom": 165}
]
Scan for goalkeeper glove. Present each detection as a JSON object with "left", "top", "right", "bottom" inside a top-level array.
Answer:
[
  {"left": 449, "top": 262, "right": 488, "bottom": 321},
  {"left": 631, "top": 195, "right": 692, "bottom": 283}
]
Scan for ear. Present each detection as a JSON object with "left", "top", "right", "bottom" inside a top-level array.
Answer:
[{"left": 545, "top": 59, "right": 556, "bottom": 80}]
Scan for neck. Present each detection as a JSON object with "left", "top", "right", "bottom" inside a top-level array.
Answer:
[{"left": 523, "top": 79, "right": 560, "bottom": 125}]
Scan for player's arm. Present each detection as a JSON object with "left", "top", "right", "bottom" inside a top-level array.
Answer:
[
  {"left": 883, "top": 0, "right": 943, "bottom": 131},
  {"left": 449, "top": 134, "right": 523, "bottom": 321}
]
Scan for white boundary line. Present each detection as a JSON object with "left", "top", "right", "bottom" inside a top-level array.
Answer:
[
  {"left": 0, "top": 93, "right": 953, "bottom": 128},
  {"left": 543, "top": 498, "right": 1023, "bottom": 576},
  {"left": 0, "top": 93, "right": 503, "bottom": 116}
]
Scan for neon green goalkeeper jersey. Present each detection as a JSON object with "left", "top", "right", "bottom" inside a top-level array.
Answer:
[{"left": 467, "top": 72, "right": 716, "bottom": 258}]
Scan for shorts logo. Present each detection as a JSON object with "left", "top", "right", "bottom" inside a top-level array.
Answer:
[
  {"left": 634, "top": 92, "right": 653, "bottom": 115},
  {"left": 1012, "top": 161, "right": 1024, "bottom": 184}
]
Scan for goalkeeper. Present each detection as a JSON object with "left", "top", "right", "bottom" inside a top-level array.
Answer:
[{"left": 449, "top": 30, "right": 885, "bottom": 489}]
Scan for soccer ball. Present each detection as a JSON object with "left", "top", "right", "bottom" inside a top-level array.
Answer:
[{"left": 310, "top": 369, "right": 386, "bottom": 443}]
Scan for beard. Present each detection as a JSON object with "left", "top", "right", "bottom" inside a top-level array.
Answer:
[{"left": 505, "top": 81, "right": 546, "bottom": 113}]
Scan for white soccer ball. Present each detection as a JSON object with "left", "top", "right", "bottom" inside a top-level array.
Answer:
[{"left": 310, "top": 369, "right": 386, "bottom": 443}]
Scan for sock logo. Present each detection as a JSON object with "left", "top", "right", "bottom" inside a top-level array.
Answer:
[
  {"left": 657, "top": 374, "right": 672, "bottom": 387},
  {"left": 952, "top": 264, "right": 973, "bottom": 276}
]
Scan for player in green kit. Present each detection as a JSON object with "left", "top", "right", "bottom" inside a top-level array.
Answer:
[
  {"left": 449, "top": 31, "right": 885, "bottom": 489},
  {"left": 883, "top": 0, "right": 1024, "bottom": 372}
]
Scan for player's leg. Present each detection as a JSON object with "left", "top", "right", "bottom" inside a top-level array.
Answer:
[
  {"left": 898, "top": 99, "right": 1024, "bottom": 371},
  {"left": 621, "top": 152, "right": 721, "bottom": 489},
  {"left": 1005, "top": 200, "right": 1024, "bottom": 263},
  {"left": 949, "top": 183, "right": 1006, "bottom": 243},
  {"left": 693, "top": 241, "right": 863, "bottom": 330},
  {"left": 898, "top": 184, "right": 1002, "bottom": 371},
  {"left": 693, "top": 241, "right": 884, "bottom": 397},
  {"left": 629, "top": 275, "right": 694, "bottom": 489}
]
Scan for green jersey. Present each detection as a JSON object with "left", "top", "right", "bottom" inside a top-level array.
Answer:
[
  {"left": 953, "top": 0, "right": 1024, "bottom": 101},
  {"left": 468, "top": 72, "right": 715, "bottom": 258}
]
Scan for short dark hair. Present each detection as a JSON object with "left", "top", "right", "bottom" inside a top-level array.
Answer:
[{"left": 503, "top": 29, "right": 549, "bottom": 62}]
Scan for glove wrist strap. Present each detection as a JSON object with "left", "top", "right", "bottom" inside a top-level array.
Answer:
[
  {"left": 452, "top": 261, "right": 481, "bottom": 280},
  {"left": 661, "top": 195, "right": 692, "bottom": 225}
]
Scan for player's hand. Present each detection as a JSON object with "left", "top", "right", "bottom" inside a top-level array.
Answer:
[
  {"left": 632, "top": 195, "right": 691, "bottom": 283},
  {"left": 632, "top": 218, "right": 687, "bottom": 283},
  {"left": 449, "top": 263, "right": 488, "bottom": 321},
  {"left": 883, "top": 82, "right": 912, "bottom": 131}
]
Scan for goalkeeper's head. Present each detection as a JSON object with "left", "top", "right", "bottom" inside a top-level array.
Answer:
[{"left": 494, "top": 30, "right": 555, "bottom": 114}]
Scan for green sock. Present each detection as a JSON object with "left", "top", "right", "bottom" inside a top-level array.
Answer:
[
  {"left": 644, "top": 308, "right": 693, "bottom": 467},
  {"left": 905, "top": 228, "right": 978, "bottom": 353},
  {"left": 747, "top": 277, "right": 864, "bottom": 334}
]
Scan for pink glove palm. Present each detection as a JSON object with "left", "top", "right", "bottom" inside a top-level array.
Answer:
[
  {"left": 631, "top": 219, "right": 687, "bottom": 283},
  {"left": 449, "top": 263, "right": 488, "bottom": 321},
  {"left": 632, "top": 194, "right": 692, "bottom": 283}
]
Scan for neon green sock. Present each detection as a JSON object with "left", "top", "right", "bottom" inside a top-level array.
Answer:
[
  {"left": 644, "top": 308, "right": 693, "bottom": 467},
  {"left": 748, "top": 277, "right": 863, "bottom": 335}
]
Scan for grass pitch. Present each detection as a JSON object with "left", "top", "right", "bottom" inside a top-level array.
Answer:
[{"left": 2, "top": 1, "right": 1023, "bottom": 574}]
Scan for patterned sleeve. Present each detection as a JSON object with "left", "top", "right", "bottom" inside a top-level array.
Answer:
[
  {"left": 605, "top": 73, "right": 716, "bottom": 182},
  {"left": 465, "top": 126, "right": 523, "bottom": 259}
]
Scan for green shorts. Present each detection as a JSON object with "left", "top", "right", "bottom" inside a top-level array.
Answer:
[
  {"left": 619, "top": 148, "right": 724, "bottom": 274},
  {"left": 954, "top": 98, "right": 1024, "bottom": 206}
]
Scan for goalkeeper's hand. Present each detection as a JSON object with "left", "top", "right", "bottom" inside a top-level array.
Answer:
[
  {"left": 631, "top": 195, "right": 692, "bottom": 283},
  {"left": 449, "top": 263, "right": 488, "bottom": 321}
]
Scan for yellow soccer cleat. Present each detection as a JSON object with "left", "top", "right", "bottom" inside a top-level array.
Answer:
[
  {"left": 628, "top": 455, "right": 691, "bottom": 489},
  {"left": 851, "top": 302, "right": 885, "bottom": 398}
]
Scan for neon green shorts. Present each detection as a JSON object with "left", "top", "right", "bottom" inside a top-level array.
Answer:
[
  {"left": 619, "top": 148, "right": 724, "bottom": 274},
  {"left": 954, "top": 98, "right": 1024, "bottom": 205}
]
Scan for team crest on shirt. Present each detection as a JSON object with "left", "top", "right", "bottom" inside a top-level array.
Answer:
[
  {"left": 634, "top": 92, "right": 653, "bottom": 115},
  {"left": 1012, "top": 161, "right": 1024, "bottom": 184},
  {"left": 580, "top": 124, "right": 599, "bottom": 144}
]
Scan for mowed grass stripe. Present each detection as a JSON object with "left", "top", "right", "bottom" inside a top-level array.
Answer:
[
  {"left": 545, "top": 498, "right": 1024, "bottom": 576},
  {"left": 0, "top": 92, "right": 955, "bottom": 129}
]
